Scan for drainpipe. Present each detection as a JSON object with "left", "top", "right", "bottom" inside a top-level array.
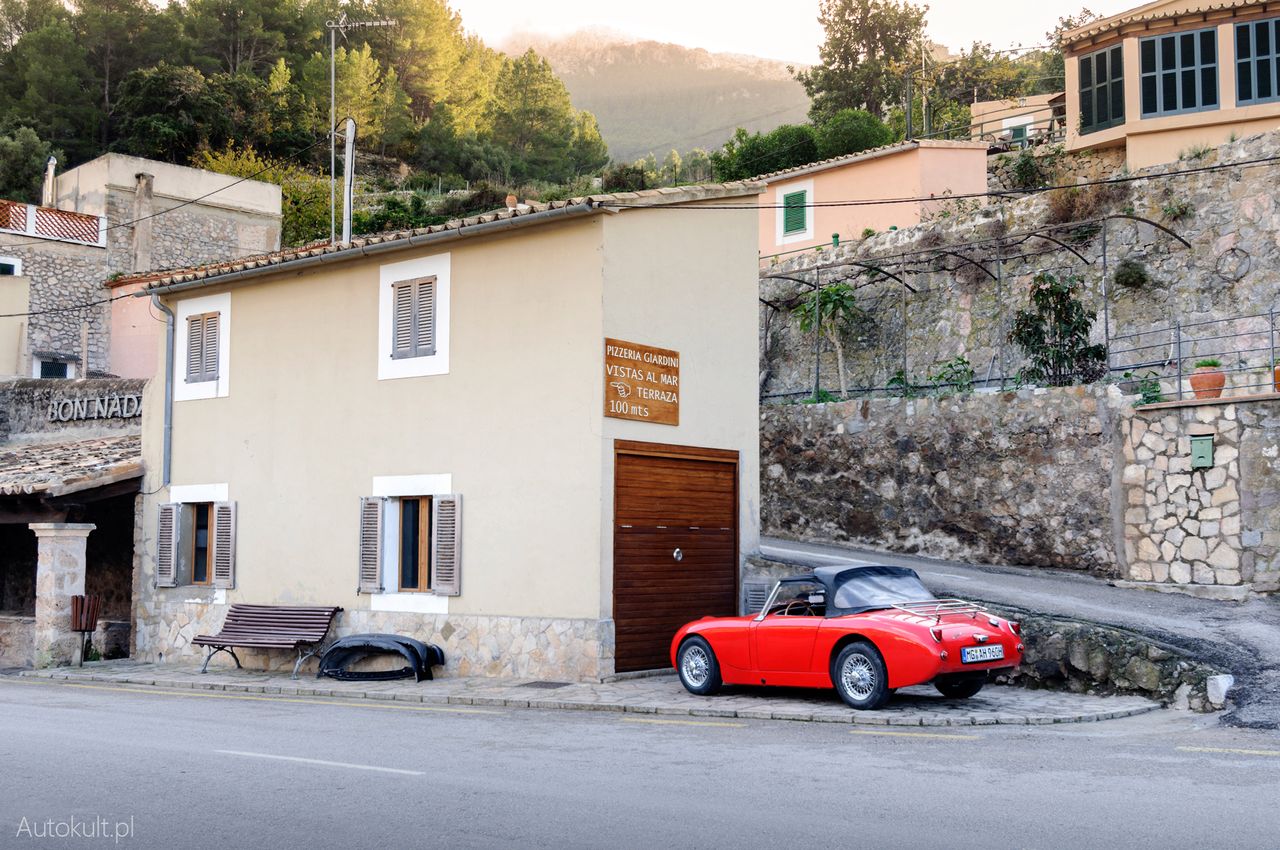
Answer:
[{"left": 150, "top": 294, "right": 174, "bottom": 487}]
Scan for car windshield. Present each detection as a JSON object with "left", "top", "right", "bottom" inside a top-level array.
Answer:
[
  {"left": 830, "top": 570, "right": 935, "bottom": 613},
  {"left": 766, "top": 580, "right": 826, "bottom": 617}
]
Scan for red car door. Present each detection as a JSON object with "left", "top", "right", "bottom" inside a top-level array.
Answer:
[{"left": 751, "top": 614, "right": 823, "bottom": 685}]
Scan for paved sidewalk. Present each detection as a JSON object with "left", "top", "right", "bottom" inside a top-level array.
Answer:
[
  {"left": 18, "top": 661, "right": 1159, "bottom": 726},
  {"left": 762, "top": 536, "right": 1280, "bottom": 729}
]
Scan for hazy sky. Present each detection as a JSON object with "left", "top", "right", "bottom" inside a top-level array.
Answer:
[{"left": 450, "top": 0, "right": 1138, "bottom": 62}]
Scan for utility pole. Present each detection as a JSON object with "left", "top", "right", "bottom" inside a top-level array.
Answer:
[{"left": 325, "top": 15, "right": 397, "bottom": 244}]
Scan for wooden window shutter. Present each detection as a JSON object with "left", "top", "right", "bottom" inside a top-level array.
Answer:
[
  {"left": 211, "top": 501, "right": 236, "bottom": 589},
  {"left": 783, "top": 191, "right": 806, "bottom": 234},
  {"left": 202, "top": 312, "right": 220, "bottom": 381},
  {"left": 431, "top": 494, "right": 461, "bottom": 596},
  {"left": 155, "top": 503, "right": 180, "bottom": 587},
  {"left": 357, "top": 496, "right": 385, "bottom": 593},
  {"left": 391, "top": 282, "right": 415, "bottom": 358},
  {"left": 185, "top": 315, "right": 204, "bottom": 382},
  {"left": 416, "top": 278, "right": 436, "bottom": 355}
]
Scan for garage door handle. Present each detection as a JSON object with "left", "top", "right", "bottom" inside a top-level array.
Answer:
[{"left": 673, "top": 549, "right": 683, "bottom": 562}]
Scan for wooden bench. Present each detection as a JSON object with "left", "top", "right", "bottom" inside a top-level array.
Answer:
[{"left": 192, "top": 604, "right": 343, "bottom": 679}]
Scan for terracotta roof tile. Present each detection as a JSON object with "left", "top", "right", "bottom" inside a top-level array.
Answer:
[
  {"left": 0, "top": 435, "right": 142, "bottom": 498},
  {"left": 1061, "top": 0, "right": 1268, "bottom": 46},
  {"left": 751, "top": 139, "right": 990, "bottom": 183}
]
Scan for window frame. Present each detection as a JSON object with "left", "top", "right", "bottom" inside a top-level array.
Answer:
[
  {"left": 1078, "top": 44, "right": 1127, "bottom": 134},
  {"left": 185, "top": 311, "right": 220, "bottom": 384},
  {"left": 37, "top": 359, "right": 71, "bottom": 380},
  {"left": 189, "top": 502, "right": 213, "bottom": 586},
  {"left": 378, "top": 254, "right": 450, "bottom": 382},
  {"left": 781, "top": 191, "right": 807, "bottom": 236},
  {"left": 1236, "top": 17, "right": 1280, "bottom": 106},
  {"left": 0, "top": 255, "right": 21, "bottom": 276},
  {"left": 397, "top": 496, "right": 433, "bottom": 593},
  {"left": 1139, "top": 27, "right": 1220, "bottom": 118},
  {"left": 390, "top": 276, "right": 437, "bottom": 361}
]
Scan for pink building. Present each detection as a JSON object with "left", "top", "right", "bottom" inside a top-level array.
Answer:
[{"left": 754, "top": 140, "right": 990, "bottom": 260}]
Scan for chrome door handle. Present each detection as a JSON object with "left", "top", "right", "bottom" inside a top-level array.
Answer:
[{"left": 673, "top": 549, "right": 683, "bottom": 562}]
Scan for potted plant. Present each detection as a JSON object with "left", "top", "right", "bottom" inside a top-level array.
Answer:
[
  {"left": 1190, "top": 358, "right": 1225, "bottom": 399},
  {"left": 1273, "top": 358, "right": 1280, "bottom": 394}
]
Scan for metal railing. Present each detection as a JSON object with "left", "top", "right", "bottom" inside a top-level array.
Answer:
[
  {"left": 1109, "top": 309, "right": 1280, "bottom": 402},
  {"left": 912, "top": 104, "right": 1066, "bottom": 149}
]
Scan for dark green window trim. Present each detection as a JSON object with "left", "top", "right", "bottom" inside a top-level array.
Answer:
[
  {"left": 782, "top": 191, "right": 807, "bottom": 235},
  {"left": 1079, "top": 44, "right": 1126, "bottom": 135},
  {"left": 1237, "top": 18, "right": 1280, "bottom": 106},
  {"left": 1140, "top": 28, "right": 1219, "bottom": 117}
]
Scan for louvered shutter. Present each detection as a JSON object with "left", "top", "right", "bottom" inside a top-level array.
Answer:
[
  {"left": 392, "top": 282, "right": 415, "bottom": 358},
  {"left": 185, "top": 315, "right": 204, "bottom": 382},
  {"left": 357, "top": 496, "right": 385, "bottom": 593},
  {"left": 783, "top": 191, "right": 807, "bottom": 234},
  {"left": 211, "top": 501, "right": 236, "bottom": 589},
  {"left": 431, "top": 494, "right": 461, "bottom": 596},
  {"left": 202, "top": 313, "right": 220, "bottom": 381},
  {"left": 743, "top": 581, "right": 773, "bottom": 615},
  {"left": 416, "top": 278, "right": 436, "bottom": 355},
  {"left": 155, "top": 503, "right": 180, "bottom": 587}
]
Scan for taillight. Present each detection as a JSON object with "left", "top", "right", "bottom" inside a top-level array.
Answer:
[
  {"left": 930, "top": 627, "right": 944, "bottom": 643},
  {"left": 1008, "top": 621, "right": 1021, "bottom": 635}
]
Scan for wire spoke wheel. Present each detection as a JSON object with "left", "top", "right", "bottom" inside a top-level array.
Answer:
[
  {"left": 681, "top": 645, "right": 710, "bottom": 688},
  {"left": 840, "top": 653, "right": 876, "bottom": 700}
]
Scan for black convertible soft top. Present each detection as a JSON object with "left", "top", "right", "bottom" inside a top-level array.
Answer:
[{"left": 775, "top": 565, "right": 936, "bottom": 616}]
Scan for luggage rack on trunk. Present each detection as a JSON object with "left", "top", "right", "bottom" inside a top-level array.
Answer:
[{"left": 889, "top": 599, "right": 987, "bottom": 621}]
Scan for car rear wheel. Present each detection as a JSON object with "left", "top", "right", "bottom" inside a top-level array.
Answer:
[
  {"left": 677, "top": 636, "right": 722, "bottom": 696},
  {"left": 832, "top": 641, "right": 890, "bottom": 710},
  {"left": 934, "top": 674, "right": 986, "bottom": 700}
]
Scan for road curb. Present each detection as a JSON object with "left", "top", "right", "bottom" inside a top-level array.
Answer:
[{"left": 15, "top": 669, "right": 1162, "bottom": 726}]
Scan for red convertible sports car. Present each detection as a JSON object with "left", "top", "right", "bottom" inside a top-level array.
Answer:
[{"left": 670, "top": 565, "right": 1023, "bottom": 710}]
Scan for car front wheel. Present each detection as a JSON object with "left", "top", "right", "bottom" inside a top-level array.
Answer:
[
  {"left": 832, "top": 641, "right": 890, "bottom": 710},
  {"left": 934, "top": 674, "right": 986, "bottom": 699},
  {"left": 677, "top": 636, "right": 722, "bottom": 696}
]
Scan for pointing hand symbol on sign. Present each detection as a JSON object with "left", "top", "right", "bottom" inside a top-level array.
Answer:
[{"left": 609, "top": 381, "right": 632, "bottom": 399}]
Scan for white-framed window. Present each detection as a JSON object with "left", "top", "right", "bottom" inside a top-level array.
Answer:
[
  {"left": 379, "top": 254, "right": 450, "bottom": 381},
  {"left": 358, "top": 474, "right": 460, "bottom": 612},
  {"left": 155, "top": 484, "right": 236, "bottom": 591},
  {"left": 174, "top": 292, "right": 230, "bottom": 401},
  {"left": 33, "top": 357, "right": 75, "bottom": 379},
  {"left": 0, "top": 255, "right": 21, "bottom": 276},
  {"left": 774, "top": 179, "right": 814, "bottom": 246}
]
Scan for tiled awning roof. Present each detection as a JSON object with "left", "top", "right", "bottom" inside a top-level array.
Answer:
[
  {"left": 1061, "top": 0, "right": 1274, "bottom": 47},
  {"left": 0, "top": 435, "right": 142, "bottom": 498}
]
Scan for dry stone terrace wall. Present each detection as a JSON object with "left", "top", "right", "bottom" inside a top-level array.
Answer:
[
  {"left": 761, "top": 386, "right": 1131, "bottom": 573},
  {"left": 1121, "top": 398, "right": 1280, "bottom": 592},
  {"left": 761, "top": 131, "right": 1280, "bottom": 400}
]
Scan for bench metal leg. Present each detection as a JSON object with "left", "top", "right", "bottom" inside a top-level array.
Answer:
[
  {"left": 292, "top": 646, "right": 320, "bottom": 680},
  {"left": 200, "top": 646, "right": 242, "bottom": 674}
]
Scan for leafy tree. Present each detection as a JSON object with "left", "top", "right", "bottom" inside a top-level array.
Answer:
[
  {"left": 682, "top": 148, "right": 712, "bottom": 183},
  {"left": 568, "top": 111, "right": 609, "bottom": 177},
  {"left": 182, "top": 0, "right": 294, "bottom": 76},
  {"left": 73, "top": 0, "right": 172, "bottom": 146},
  {"left": 366, "top": 0, "right": 467, "bottom": 120},
  {"left": 193, "top": 144, "right": 329, "bottom": 246},
  {"left": 0, "top": 0, "right": 68, "bottom": 50},
  {"left": 793, "top": 282, "right": 866, "bottom": 398},
  {"left": 488, "top": 49, "right": 578, "bottom": 183},
  {"left": 0, "top": 22, "right": 100, "bottom": 159},
  {"left": 1008, "top": 272, "right": 1108, "bottom": 387},
  {"left": 0, "top": 124, "right": 59, "bottom": 202},
  {"left": 113, "top": 63, "right": 227, "bottom": 160},
  {"left": 373, "top": 66, "right": 415, "bottom": 157},
  {"left": 796, "top": 0, "right": 928, "bottom": 122},
  {"left": 602, "top": 163, "right": 648, "bottom": 193},
  {"left": 814, "top": 108, "right": 893, "bottom": 158},
  {"left": 710, "top": 124, "right": 818, "bottom": 181}
]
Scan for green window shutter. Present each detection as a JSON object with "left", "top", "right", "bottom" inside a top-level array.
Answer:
[{"left": 782, "top": 191, "right": 807, "bottom": 234}]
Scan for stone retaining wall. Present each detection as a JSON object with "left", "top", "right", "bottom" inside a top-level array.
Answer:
[
  {"left": 762, "top": 385, "right": 1131, "bottom": 573},
  {"left": 0, "top": 614, "right": 34, "bottom": 667}
]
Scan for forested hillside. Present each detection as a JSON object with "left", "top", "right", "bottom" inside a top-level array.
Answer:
[
  {"left": 504, "top": 30, "right": 810, "bottom": 163},
  {"left": 0, "top": 0, "right": 609, "bottom": 243}
]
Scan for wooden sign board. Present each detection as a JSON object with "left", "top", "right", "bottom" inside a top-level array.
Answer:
[{"left": 604, "top": 338, "right": 680, "bottom": 426}]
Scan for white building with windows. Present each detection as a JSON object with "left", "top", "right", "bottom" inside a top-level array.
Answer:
[{"left": 127, "top": 184, "right": 764, "bottom": 681}]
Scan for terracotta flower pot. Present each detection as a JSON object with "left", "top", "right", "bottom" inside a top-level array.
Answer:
[{"left": 1190, "top": 367, "right": 1225, "bottom": 399}]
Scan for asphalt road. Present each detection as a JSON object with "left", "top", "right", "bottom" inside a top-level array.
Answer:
[{"left": 2, "top": 678, "right": 1278, "bottom": 849}]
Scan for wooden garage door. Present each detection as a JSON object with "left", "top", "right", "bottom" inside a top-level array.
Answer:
[{"left": 613, "top": 441, "right": 739, "bottom": 673}]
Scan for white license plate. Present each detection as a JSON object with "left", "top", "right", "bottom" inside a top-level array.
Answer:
[{"left": 961, "top": 645, "right": 1005, "bottom": 664}]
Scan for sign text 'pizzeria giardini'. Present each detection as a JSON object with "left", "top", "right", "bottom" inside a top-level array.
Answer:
[{"left": 603, "top": 338, "right": 679, "bottom": 426}]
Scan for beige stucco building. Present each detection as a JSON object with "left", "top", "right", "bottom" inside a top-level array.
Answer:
[
  {"left": 755, "top": 140, "right": 990, "bottom": 261},
  {"left": 130, "top": 184, "right": 762, "bottom": 681},
  {"left": 1064, "top": 0, "right": 1280, "bottom": 168}
]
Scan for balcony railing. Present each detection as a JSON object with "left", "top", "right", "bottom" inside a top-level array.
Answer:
[{"left": 0, "top": 198, "right": 106, "bottom": 247}]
